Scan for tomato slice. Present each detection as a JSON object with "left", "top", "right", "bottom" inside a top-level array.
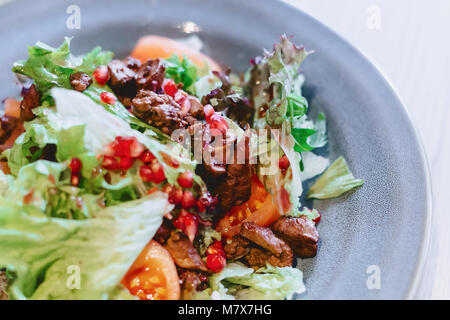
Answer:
[
  {"left": 130, "top": 35, "right": 222, "bottom": 71},
  {"left": 122, "top": 240, "right": 180, "bottom": 300},
  {"left": 216, "top": 175, "right": 281, "bottom": 237}
]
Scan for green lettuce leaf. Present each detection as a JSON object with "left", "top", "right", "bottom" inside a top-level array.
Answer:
[
  {"left": 4, "top": 106, "right": 60, "bottom": 175},
  {"left": 307, "top": 156, "right": 364, "bottom": 199},
  {"left": 0, "top": 192, "right": 171, "bottom": 300},
  {"left": 195, "top": 263, "right": 305, "bottom": 300},
  {"left": 12, "top": 38, "right": 73, "bottom": 93}
]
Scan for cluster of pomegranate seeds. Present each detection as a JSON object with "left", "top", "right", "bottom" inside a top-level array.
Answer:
[
  {"left": 93, "top": 65, "right": 110, "bottom": 85},
  {"left": 69, "top": 157, "right": 82, "bottom": 186},
  {"left": 206, "top": 240, "right": 227, "bottom": 273},
  {"left": 203, "top": 104, "right": 229, "bottom": 135},
  {"left": 139, "top": 161, "right": 166, "bottom": 184},
  {"left": 278, "top": 154, "right": 290, "bottom": 172},
  {"left": 101, "top": 136, "right": 146, "bottom": 171},
  {"left": 100, "top": 92, "right": 116, "bottom": 104},
  {"left": 173, "top": 209, "right": 198, "bottom": 242}
]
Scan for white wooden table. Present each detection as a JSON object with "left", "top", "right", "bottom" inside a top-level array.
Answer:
[{"left": 286, "top": 0, "right": 450, "bottom": 299}]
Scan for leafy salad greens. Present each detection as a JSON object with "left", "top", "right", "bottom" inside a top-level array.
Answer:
[{"left": 0, "top": 35, "right": 364, "bottom": 300}]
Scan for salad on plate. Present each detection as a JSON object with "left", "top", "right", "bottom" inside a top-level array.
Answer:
[{"left": 0, "top": 34, "right": 364, "bottom": 300}]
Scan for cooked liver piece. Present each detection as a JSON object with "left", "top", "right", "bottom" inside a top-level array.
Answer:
[
  {"left": 20, "top": 84, "right": 40, "bottom": 121},
  {"left": 240, "top": 222, "right": 294, "bottom": 268},
  {"left": 213, "top": 135, "right": 252, "bottom": 211},
  {"left": 131, "top": 89, "right": 187, "bottom": 134},
  {"left": 107, "top": 59, "right": 136, "bottom": 94},
  {"left": 135, "top": 58, "right": 166, "bottom": 91},
  {"left": 69, "top": 72, "right": 92, "bottom": 92},
  {"left": 0, "top": 115, "right": 18, "bottom": 144},
  {"left": 241, "top": 222, "right": 284, "bottom": 256},
  {"left": 271, "top": 216, "right": 319, "bottom": 258},
  {"left": 164, "top": 231, "right": 208, "bottom": 272},
  {"left": 223, "top": 236, "right": 251, "bottom": 261},
  {"left": 243, "top": 245, "right": 293, "bottom": 269}
]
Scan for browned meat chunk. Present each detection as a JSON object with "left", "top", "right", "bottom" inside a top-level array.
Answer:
[
  {"left": 223, "top": 236, "right": 250, "bottom": 260},
  {"left": 0, "top": 269, "right": 8, "bottom": 300},
  {"left": 241, "top": 222, "right": 284, "bottom": 256},
  {"left": 243, "top": 244, "right": 293, "bottom": 269},
  {"left": 164, "top": 231, "right": 208, "bottom": 272},
  {"left": 135, "top": 58, "right": 166, "bottom": 91},
  {"left": 132, "top": 89, "right": 187, "bottom": 134},
  {"left": 239, "top": 222, "right": 293, "bottom": 269},
  {"left": 188, "top": 96, "right": 204, "bottom": 119},
  {"left": 271, "top": 216, "right": 319, "bottom": 258},
  {"left": 210, "top": 135, "right": 252, "bottom": 211},
  {"left": 123, "top": 56, "right": 142, "bottom": 71},
  {"left": 20, "top": 84, "right": 40, "bottom": 121},
  {"left": 107, "top": 59, "right": 137, "bottom": 96},
  {"left": 0, "top": 115, "right": 18, "bottom": 144},
  {"left": 69, "top": 72, "right": 92, "bottom": 92},
  {"left": 153, "top": 219, "right": 173, "bottom": 245}
]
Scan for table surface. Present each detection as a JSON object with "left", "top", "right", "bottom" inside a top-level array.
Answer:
[{"left": 286, "top": 0, "right": 450, "bottom": 299}]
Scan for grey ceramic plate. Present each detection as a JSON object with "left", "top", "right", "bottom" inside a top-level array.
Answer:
[{"left": 0, "top": 0, "right": 432, "bottom": 299}]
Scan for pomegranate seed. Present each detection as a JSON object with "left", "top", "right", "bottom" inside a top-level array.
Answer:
[
  {"left": 279, "top": 154, "right": 290, "bottom": 171},
  {"left": 209, "top": 113, "right": 229, "bottom": 134},
  {"left": 162, "top": 79, "right": 178, "bottom": 97},
  {"left": 173, "top": 210, "right": 198, "bottom": 242},
  {"left": 177, "top": 171, "right": 194, "bottom": 189},
  {"left": 169, "top": 187, "right": 183, "bottom": 205},
  {"left": 69, "top": 157, "right": 82, "bottom": 173},
  {"left": 207, "top": 240, "right": 225, "bottom": 256},
  {"left": 101, "top": 156, "right": 120, "bottom": 170},
  {"left": 139, "top": 165, "right": 153, "bottom": 182},
  {"left": 181, "top": 190, "right": 195, "bottom": 209},
  {"left": 196, "top": 199, "right": 206, "bottom": 213},
  {"left": 203, "top": 104, "right": 215, "bottom": 121},
  {"left": 206, "top": 254, "right": 226, "bottom": 273},
  {"left": 199, "top": 274, "right": 208, "bottom": 282},
  {"left": 140, "top": 150, "right": 155, "bottom": 163},
  {"left": 118, "top": 156, "right": 133, "bottom": 170},
  {"left": 129, "top": 139, "right": 145, "bottom": 158},
  {"left": 151, "top": 161, "right": 166, "bottom": 184},
  {"left": 93, "top": 66, "right": 110, "bottom": 85},
  {"left": 313, "top": 211, "right": 321, "bottom": 224},
  {"left": 196, "top": 191, "right": 214, "bottom": 212},
  {"left": 71, "top": 174, "right": 80, "bottom": 187},
  {"left": 100, "top": 92, "right": 116, "bottom": 104}
]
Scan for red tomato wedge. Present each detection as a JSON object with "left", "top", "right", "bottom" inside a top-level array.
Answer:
[
  {"left": 122, "top": 240, "right": 180, "bottom": 300},
  {"left": 216, "top": 175, "right": 281, "bottom": 238},
  {"left": 130, "top": 35, "right": 222, "bottom": 71}
]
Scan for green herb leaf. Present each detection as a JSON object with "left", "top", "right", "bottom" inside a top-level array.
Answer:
[{"left": 307, "top": 156, "right": 364, "bottom": 199}]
